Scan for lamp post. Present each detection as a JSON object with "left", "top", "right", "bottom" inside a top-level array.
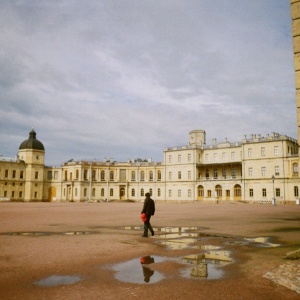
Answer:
[{"left": 271, "top": 175, "right": 275, "bottom": 206}]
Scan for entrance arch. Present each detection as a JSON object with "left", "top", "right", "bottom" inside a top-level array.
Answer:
[
  {"left": 197, "top": 185, "right": 204, "bottom": 200},
  {"left": 234, "top": 184, "right": 242, "bottom": 201},
  {"left": 48, "top": 187, "right": 56, "bottom": 202},
  {"left": 215, "top": 185, "right": 222, "bottom": 199},
  {"left": 119, "top": 186, "right": 126, "bottom": 200}
]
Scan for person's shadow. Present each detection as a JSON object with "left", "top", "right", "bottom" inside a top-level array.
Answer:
[{"left": 140, "top": 256, "right": 155, "bottom": 283}]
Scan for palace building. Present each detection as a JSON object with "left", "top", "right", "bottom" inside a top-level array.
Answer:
[
  {"left": 1, "top": 3, "right": 300, "bottom": 203},
  {"left": 0, "top": 129, "right": 299, "bottom": 203}
]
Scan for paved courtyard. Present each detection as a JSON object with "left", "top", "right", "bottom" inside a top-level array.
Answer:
[{"left": 0, "top": 201, "right": 299, "bottom": 299}]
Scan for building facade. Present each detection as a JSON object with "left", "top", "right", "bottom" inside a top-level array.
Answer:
[{"left": 0, "top": 129, "right": 299, "bottom": 203}]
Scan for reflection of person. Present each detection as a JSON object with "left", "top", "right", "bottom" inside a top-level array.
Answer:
[
  {"left": 141, "top": 192, "right": 155, "bottom": 237},
  {"left": 140, "top": 256, "right": 155, "bottom": 283}
]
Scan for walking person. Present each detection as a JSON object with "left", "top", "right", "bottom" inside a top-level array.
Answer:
[{"left": 141, "top": 192, "right": 155, "bottom": 237}]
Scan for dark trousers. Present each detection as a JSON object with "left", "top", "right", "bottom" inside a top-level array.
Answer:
[{"left": 143, "top": 214, "right": 154, "bottom": 236}]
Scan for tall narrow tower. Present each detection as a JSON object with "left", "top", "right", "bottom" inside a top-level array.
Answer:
[{"left": 291, "top": 0, "right": 300, "bottom": 144}]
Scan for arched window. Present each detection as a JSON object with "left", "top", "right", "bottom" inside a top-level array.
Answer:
[
  {"left": 140, "top": 171, "right": 145, "bottom": 181},
  {"left": 131, "top": 171, "right": 136, "bottom": 181},
  {"left": 101, "top": 188, "right": 104, "bottom": 197},
  {"left": 64, "top": 170, "right": 68, "bottom": 181},
  {"left": 110, "top": 171, "right": 114, "bottom": 181},
  {"left": 149, "top": 171, "right": 153, "bottom": 181},
  {"left": 141, "top": 188, "right": 144, "bottom": 196},
  {"left": 101, "top": 170, "right": 105, "bottom": 181},
  {"left": 157, "top": 188, "right": 161, "bottom": 197},
  {"left": 293, "top": 163, "right": 298, "bottom": 175},
  {"left": 76, "top": 169, "right": 79, "bottom": 179},
  {"left": 294, "top": 186, "right": 299, "bottom": 197},
  {"left": 110, "top": 188, "right": 114, "bottom": 197},
  {"left": 157, "top": 170, "right": 161, "bottom": 181},
  {"left": 75, "top": 188, "right": 78, "bottom": 197},
  {"left": 84, "top": 188, "right": 87, "bottom": 197},
  {"left": 131, "top": 188, "right": 135, "bottom": 197},
  {"left": 149, "top": 188, "right": 153, "bottom": 196},
  {"left": 215, "top": 185, "right": 222, "bottom": 197}
]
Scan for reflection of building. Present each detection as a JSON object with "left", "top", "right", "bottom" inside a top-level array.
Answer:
[
  {"left": 183, "top": 251, "right": 232, "bottom": 278},
  {"left": 0, "top": 129, "right": 300, "bottom": 203}
]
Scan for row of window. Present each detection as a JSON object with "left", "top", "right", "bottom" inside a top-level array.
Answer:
[
  {"left": 248, "top": 163, "right": 298, "bottom": 177},
  {"left": 57, "top": 169, "right": 163, "bottom": 182},
  {"left": 0, "top": 170, "right": 41, "bottom": 180},
  {"left": 1, "top": 169, "right": 24, "bottom": 179},
  {"left": 1, "top": 191, "right": 39, "bottom": 199}
]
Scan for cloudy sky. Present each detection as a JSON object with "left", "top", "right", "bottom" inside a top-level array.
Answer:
[{"left": 0, "top": 0, "right": 296, "bottom": 166}]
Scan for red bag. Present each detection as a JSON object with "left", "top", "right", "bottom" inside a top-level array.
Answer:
[{"left": 140, "top": 213, "right": 147, "bottom": 222}]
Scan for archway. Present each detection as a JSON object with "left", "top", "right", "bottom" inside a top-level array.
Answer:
[
  {"left": 48, "top": 187, "right": 56, "bottom": 202},
  {"left": 234, "top": 184, "right": 241, "bottom": 201},
  {"left": 197, "top": 185, "right": 204, "bottom": 200}
]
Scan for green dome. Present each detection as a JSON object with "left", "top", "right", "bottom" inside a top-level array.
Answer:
[{"left": 19, "top": 129, "right": 45, "bottom": 151}]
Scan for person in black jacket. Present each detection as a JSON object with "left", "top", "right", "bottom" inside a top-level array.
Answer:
[{"left": 141, "top": 192, "right": 155, "bottom": 237}]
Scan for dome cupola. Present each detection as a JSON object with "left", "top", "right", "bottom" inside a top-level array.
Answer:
[{"left": 19, "top": 129, "right": 45, "bottom": 151}]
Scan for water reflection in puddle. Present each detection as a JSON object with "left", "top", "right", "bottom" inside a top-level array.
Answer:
[
  {"left": 182, "top": 250, "right": 232, "bottom": 280},
  {"left": 111, "top": 256, "right": 165, "bottom": 284},
  {"left": 34, "top": 275, "right": 82, "bottom": 287},
  {"left": 244, "top": 237, "right": 281, "bottom": 248},
  {"left": 2, "top": 231, "right": 94, "bottom": 236}
]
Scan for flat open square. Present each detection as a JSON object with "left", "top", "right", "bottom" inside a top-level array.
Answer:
[{"left": 0, "top": 202, "right": 299, "bottom": 299}]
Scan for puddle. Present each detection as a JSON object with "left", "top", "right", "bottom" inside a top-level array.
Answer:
[
  {"left": 34, "top": 275, "right": 82, "bottom": 287},
  {"left": 110, "top": 256, "right": 165, "bottom": 284},
  {"left": 244, "top": 237, "right": 281, "bottom": 248}
]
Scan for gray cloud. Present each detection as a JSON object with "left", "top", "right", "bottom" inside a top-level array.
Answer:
[{"left": 0, "top": 0, "right": 296, "bottom": 165}]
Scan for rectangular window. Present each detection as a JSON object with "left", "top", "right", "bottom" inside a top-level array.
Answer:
[
  {"left": 213, "top": 153, "right": 217, "bottom": 161},
  {"left": 222, "top": 168, "right": 226, "bottom": 179},
  {"left": 19, "top": 191, "right": 22, "bottom": 198},
  {"left": 35, "top": 171, "right": 38, "bottom": 180},
  {"left": 231, "top": 152, "right": 235, "bottom": 160},
  {"left": 178, "top": 154, "right": 181, "bottom": 163},
  {"left": 20, "top": 171, "right": 24, "bottom": 179},
  {"left": 47, "top": 171, "right": 52, "bottom": 180},
  {"left": 178, "top": 190, "right": 181, "bottom": 197},
  {"left": 54, "top": 171, "right": 58, "bottom": 180},
  {"left": 205, "top": 154, "right": 209, "bottom": 162},
  {"left": 248, "top": 148, "right": 252, "bottom": 158},
  {"left": 262, "top": 188, "right": 267, "bottom": 197},
  {"left": 207, "top": 190, "right": 212, "bottom": 197},
  {"left": 213, "top": 169, "right": 218, "bottom": 179},
  {"left": 275, "top": 166, "right": 280, "bottom": 176},
  {"left": 34, "top": 191, "right": 38, "bottom": 198},
  {"left": 92, "top": 188, "right": 96, "bottom": 197},
  {"left": 261, "top": 167, "right": 266, "bottom": 177},
  {"left": 120, "top": 169, "right": 126, "bottom": 182},
  {"left": 169, "top": 155, "right": 172, "bottom": 163},
  {"left": 12, "top": 191, "right": 15, "bottom": 198},
  {"left": 188, "top": 171, "right": 191, "bottom": 180},
  {"left": 248, "top": 168, "right": 253, "bottom": 177},
  {"left": 168, "top": 190, "right": 172, "bottom": 197},
  {"left": 261, "top": 147, "right": 266, "bottom": 156},
  {"left": 274, "top": 146, "right": 279, "bottom": 156},
  {"left": 12, "top": 170, "right": 16, "bottom": 178},
  {"left": 222, "top": 152, "right": 226, "bottom": 161},
  {"left": 168, "top": 172, "right": 172, "bottom": 180},
  {"left": 276, "top": 188, "right": 280, "bottom": 197},
  {"left": 249, "top": 189, "right": 253, "bottom": 197},
  {"left": 188, "top": 154, "right": 192, "bottom": 162},
  {"left": 5, "top": 170, "right": 8, "bottom": 177},
  {"left": 231, "top": 168, "right": 236, "bottom": 179},
  {"left": 178, "top": 171, "right": 181, "bottom": 180},
  {"left": 188, "top": 189, "right": 191, "bottom": 197}
]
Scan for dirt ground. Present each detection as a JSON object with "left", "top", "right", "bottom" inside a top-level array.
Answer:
[{"left": 0, "top": 201, "right": 299, "bottom": 300}]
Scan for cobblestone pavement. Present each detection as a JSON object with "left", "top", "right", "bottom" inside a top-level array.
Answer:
[{"left": 263, "top": 261, "right": 300, "bottom": 294}]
